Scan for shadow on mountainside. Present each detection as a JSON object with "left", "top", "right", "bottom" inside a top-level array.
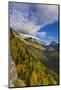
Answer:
[{"left": 41, "top": 50, "right": 59, "bottom": 74}]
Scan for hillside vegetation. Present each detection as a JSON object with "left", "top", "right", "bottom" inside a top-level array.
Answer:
[{"left": 9, "top": 27, "right": 59, "bottom": 87}]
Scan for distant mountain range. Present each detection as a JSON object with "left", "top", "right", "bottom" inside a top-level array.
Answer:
[{"left": 45, "top": 41, "right": 59, "bottom": 52}]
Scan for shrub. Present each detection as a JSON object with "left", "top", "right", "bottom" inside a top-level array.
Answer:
[
  {"left": 30, "top": 71, "right": 37, "bottom": 86},
  {"left": 17, "top": 64, "right": 26, "bottom": 80},
  {"left": 12, "top": 79, "right": 26, "bottom": 87}
]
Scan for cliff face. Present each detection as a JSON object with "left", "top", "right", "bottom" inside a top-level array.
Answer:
[{"left": 9, "top": 56, "right": 17, "bottom": 87}]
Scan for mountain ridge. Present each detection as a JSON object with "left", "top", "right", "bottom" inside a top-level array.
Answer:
[{"left": 9, "top": 27, "right": 59, "bottom": 87}]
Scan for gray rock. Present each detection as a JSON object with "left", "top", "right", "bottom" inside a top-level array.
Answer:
[{"left": 9, "top": 56, "right": 17, "bottom": 87}]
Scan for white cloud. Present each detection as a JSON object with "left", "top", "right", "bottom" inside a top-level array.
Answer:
[
  {"left": 35, "top": 32, "right": 47, "bottom": 37},
  {"left": 10, "top": 9, "right": 41, "bottom": 35},
  {"left": 49, "top": 36, "right": 55, "bottom": 40},
  {"left": 9, "top": 3, "right": 58, "bottom": 35},
  {"left": 36, "top": 5, "right": 58, "bottom": 28},
  {"left": 19, "top": 33, "right": 40, "bottom": 40}
]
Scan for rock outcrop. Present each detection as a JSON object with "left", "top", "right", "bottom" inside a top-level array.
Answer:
[{"left": 9, "top": 56, "right": 17, "bottom": 87}]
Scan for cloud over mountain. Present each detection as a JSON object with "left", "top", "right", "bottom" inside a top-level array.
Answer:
[{"left": 9, "top": 2, "right": 58, "bottom": 36}]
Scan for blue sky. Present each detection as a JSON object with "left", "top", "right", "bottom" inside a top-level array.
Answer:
[
  {"left": 36, "top": 21, "right": 59, "bottom": 44},
  {"left": 9, "top": 2, "right": 59, "bottom": 45}
]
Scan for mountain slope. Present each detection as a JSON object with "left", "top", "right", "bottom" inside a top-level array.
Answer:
[
  {"left": 42, "top": 41, "right": 59, "bottom": 73},
  {"left": 9, "top": 27, "right": 59, "bottom": 87}
]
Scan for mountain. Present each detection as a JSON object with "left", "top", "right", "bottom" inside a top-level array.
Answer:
[
  {"left": 50, "top": 41, "right": 58, "bottom": 46},
  {"left": 46, "top": 41, "right": 59, "bottom": 52},
  {"left": 9, "top": 27, "right": 59, "bottom": 87},
  {"left": 41, "top": 41, "right": 59, "bottom": 74}
]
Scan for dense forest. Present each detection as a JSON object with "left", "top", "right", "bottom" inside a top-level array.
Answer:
[{"left": 9, "top": 27, "right": 59, "bottom": 87}]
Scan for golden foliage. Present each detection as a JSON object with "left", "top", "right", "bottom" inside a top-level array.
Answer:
[
  {"left": 16, "top": 64, "right": 26, "bottom": 79},
  {"left": 10, "top": 28, "right": 59, "bottom": 87},
  {"left": 30, "top": 71, "right": 37, "bottom": 86},
  {"left": 17, "top": 64, "right": 26, "bottom": 74}
]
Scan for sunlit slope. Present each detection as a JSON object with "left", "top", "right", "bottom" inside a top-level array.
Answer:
[{"left": 10, "top": 27, "right": 59, "bottom": 87}]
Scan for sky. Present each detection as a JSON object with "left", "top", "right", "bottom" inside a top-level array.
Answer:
[{"left": 9, "top": 2, "right": 59, "bottom": 45}]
